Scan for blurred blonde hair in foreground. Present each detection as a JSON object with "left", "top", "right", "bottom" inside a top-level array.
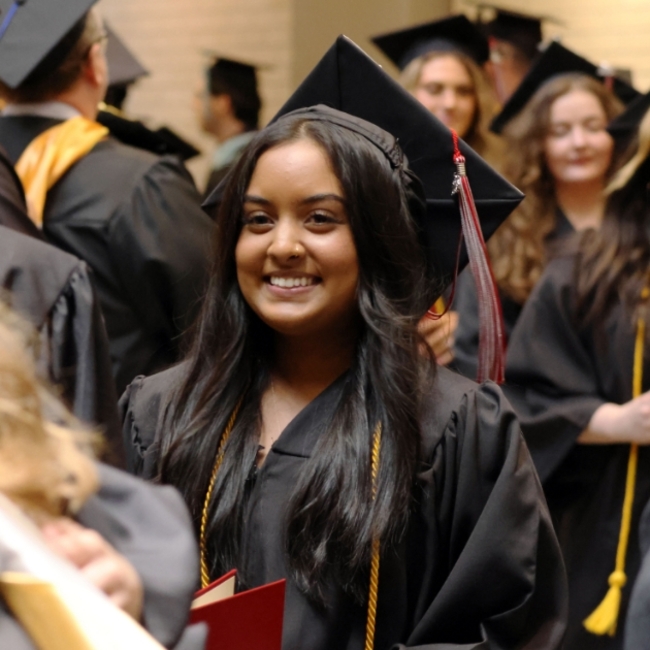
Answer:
[{"left": 0, "top": 301, "right": 98, "bottom": 522}]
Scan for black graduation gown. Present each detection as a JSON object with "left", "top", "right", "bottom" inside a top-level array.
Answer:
[
  {"left": 0, "top": 115, "right": 214, "bottom": 394},
  {"left": 505, "top": 253, "right": 650, "bottom": 650},
  {"left": 120, "top": 363, "right": 568, "bottom": 650},
  {"left": 0, "top": 225, "right": 123, "bottom": 464},
  {"left": 0, "top": 145, "right": 42, "bottom": 239},
  {"left": 624, "top": 499, "right": 650, "bottom": 649},
  {"left": 0, "top": 464, "right": 206, "bottom": 650},
  {"left": 453, "top": 211, "right": 574, "bottom": 380}
]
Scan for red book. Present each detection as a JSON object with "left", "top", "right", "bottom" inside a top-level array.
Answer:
[{"left": 190, "top": 570, "right": 285, "bottom": 650}]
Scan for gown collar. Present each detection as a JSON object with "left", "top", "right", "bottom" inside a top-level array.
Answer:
[{"left": 270, "top": 372, "right": 349, "bottom": 459}]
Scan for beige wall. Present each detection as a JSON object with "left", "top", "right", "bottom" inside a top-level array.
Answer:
[
  {"left": 98, "top": 0, "right": 450, "bottom": 188},
  {"left": 454, "top": 0, "right": 650, "bottom": 91}
]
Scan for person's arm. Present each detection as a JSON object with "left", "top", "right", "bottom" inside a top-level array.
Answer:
[
  {"left": 75, "top": 464, "right": 199, "bottom": 649},
  {"left": 505, "top": 256, "right": 607, "bottom": 482},
  {"left": 108, "top": 156, "right": 213, "bottom": 353},
  {"left": 397, "top": 382, "right": 567, "bottom": 649},
  {"left": 580, "top": 393, "right": 650, "bottom": 444}
]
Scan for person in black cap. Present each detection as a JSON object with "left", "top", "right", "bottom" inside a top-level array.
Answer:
[
  {"left": 121, "top": 35, "right": 566, "bottom": 650},
  {"left": 194, "top": 56, "right": 261, "bottom": 198},
  {"left": 476, "top": 5, "right": 547, "bottom": 103},
  {"left": 373, "top": 15, "right": 501, "bottom": 162},
  {"left": 506, "top": 101, "right": 650, "bottom": 650},
  {"left": 453, "top": 41, "right": 630, "bottom": 381},
  {"left": 0, "top": 1, "right": 213, "bottom": 395},
  {"left": 372, "top": 14, "right": 503, "bottom": 369},
  {"left": 98, "top": 23, "right": 202, "bottom": 162}
]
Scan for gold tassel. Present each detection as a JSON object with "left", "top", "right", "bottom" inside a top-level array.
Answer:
[{"left": 584, "top": 287, "right": 648, "bottom": 636}]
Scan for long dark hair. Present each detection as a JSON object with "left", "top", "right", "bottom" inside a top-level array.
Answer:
[
  {"left": 576, "top": 107, "right": 650, "bottom": 330},
  {"left": 157, "top": 114, "right": 438, "bottom": 604}
]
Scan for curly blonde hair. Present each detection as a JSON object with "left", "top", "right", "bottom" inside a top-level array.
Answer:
[
  {"left": 0, "top": 303, "right": 98, "bottom": 522},
  {"left": 400, "top": 50, "right": 503, "bottom": 163},
  {"left": 489, "top": 73, "right": 623, "bottom": 304}
]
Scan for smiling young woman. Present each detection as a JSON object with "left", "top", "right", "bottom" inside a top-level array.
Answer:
[{"left": 120, "top": 38, "right": 566, "bottom": 650}]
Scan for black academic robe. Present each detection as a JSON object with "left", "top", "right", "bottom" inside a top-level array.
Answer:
[
  {"left": 0, "top": 115, "right": 214, "bottom": 394},
  {"left": 505, "top": 253, "right": 650, "bottom": 650},
  {"left": 120, "top": 363, "right": 568, "bottom": 650},
  {"left": 0, "top": 144, "right": 41, "bottom": 239},
  {"left": 0, "top": 226, "right": 123, "bottom": 464},
  {"left": 0, "top": 464, "right": 206, "bottom": 650},
  {"left": 625, "top": 499, "right": 650, "bottom": 650},
  {"left": 453, "top": 211, "right": 574, "bottom": 380}
]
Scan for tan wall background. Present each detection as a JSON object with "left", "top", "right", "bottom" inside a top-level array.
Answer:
[
  {"left": 454, "top": 0, "right": 650, "bottom": 91},
  {"left": 98, "top": 0, "right": 450, "bottom": 189}
]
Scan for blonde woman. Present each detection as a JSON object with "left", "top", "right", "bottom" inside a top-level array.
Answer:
[
  {"left": 453, "top": 42, "right": 633, "bottom": 379},
  {"left": 0, "top": 305, "right": 203, "bottom": 650}
]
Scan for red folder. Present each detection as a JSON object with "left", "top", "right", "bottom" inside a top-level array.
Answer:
[{"left": 190, "top": 570, "right": 285, "bottom": 650}]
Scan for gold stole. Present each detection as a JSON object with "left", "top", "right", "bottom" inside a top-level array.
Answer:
[{"left": 14, "top": 117, "right": 108, "bottom": 226}]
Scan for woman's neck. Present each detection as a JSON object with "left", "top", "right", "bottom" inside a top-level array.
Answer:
[
  {"left": 554, "top": 178, "right": 606, "bottom": 231},
  {"left": 272, "top": 328, "right": 357, "bottom": 400}
]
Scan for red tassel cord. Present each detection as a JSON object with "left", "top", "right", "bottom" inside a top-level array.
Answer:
[{"left": 450, "top": 129, "right": 506, "bottom": 384}]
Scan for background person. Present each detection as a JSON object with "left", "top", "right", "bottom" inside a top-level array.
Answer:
[
  {"left": 0, "top": 1, "right": 213, "bottom": 395},
  {"left": 453, "top": 42, "right": 631, "bottom": 380}
]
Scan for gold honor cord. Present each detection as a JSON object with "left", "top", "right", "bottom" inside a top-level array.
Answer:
[
  {"left": 364, "top": 422, "right": 383, "bottom": 650},
  {"left": 199, "top": 399, "right": 243, "bottom": 589},
  {"left": 584, "top": 287, "right": 649, "bottom": 636},
  {"left": 199, "top": 406, "right": 383, "bottom": 650}
]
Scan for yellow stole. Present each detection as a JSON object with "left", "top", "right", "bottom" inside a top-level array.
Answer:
[{"left": 14, "top": 117, "right": 108, "bottom": 226}]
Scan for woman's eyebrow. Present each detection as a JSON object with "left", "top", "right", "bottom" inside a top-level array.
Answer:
[{"left": 299, "top": 193, "right": 346, "bottom": 206}]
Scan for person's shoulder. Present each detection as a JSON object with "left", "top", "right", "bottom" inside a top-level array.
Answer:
[
  {"left": 421, "top": 367, "right": 517, "bottom": 457},
  {"left": 88, "top": 137, "right": 183, "bottom": 177},
  {"left": 121, "top": 362, "right": 189, "bottom": 421},
  {"left": 0, "top": 227, "right": 86, "bottom": 326}
]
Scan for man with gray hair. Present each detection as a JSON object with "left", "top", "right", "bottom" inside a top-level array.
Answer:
[{"left": 0, "top": 0, "right": 213, "bottom": 394}]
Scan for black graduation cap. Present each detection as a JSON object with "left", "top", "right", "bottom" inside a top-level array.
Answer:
[
  {"left": 371, "top": 14, "right": 490, "bottom": 71},
  {"left": 477, "top": 5, "right": 546, "bottom": 62},
  {"left": 207, "top": 57, "right": 259, "bottom": 101},
  {"left": 491, "top": 41, "right": 641, "bottom": 134},
  {"left": 0, "top": 0, "right": 97, "bottom": 89},
  {"left": 608, "top": 91, "right": 650, "bottom": 149},
  {"left": 209, "top": 36, "right": 522, "bottom": 286},
  {"left": 105, "top": 22, "right": 148, "bottom": 87},
  {"left": 96, "top": 109, "right": 201, "bottom": 161}
]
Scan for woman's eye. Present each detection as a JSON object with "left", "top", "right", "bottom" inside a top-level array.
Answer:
[
  {"left": 549, "top": 126, "right": 569, "bottom": 138},
  {"left": 242, "top": 213, "right": 273, "bottom": 226},
  {"left": 307, "top": 212, "right": 338, "bottom": 225}
]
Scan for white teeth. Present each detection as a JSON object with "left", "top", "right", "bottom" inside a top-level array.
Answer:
[{"left": 269, "top": 276, "right": 315, "bottom": 288}]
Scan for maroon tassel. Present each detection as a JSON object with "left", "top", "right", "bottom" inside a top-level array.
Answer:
[{"left": 451, "top": 130, "right": 506, "bottom": 383}]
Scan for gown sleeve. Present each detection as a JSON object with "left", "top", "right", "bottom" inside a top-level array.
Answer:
[
  {"left": 398, "top": 378, "right": 567, "bottom": 649},
  {"left": 504, "top": 255, "right": 606, "bottom": 482},
  {"left": 107, "top": 156, "right": 213, "bottom": 358},
  {"left": 76, "top": 464, "right": 200, "bottom": 649},
  {"left": 47, "top": 263, "right": 123, "bottom": 466}
]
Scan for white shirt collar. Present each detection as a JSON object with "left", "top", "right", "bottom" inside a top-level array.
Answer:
[{"left": 2, "top": 101, "right": 82, "bottom": 121}]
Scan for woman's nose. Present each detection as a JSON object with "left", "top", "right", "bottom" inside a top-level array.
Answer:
[
  {"left": 570, "top": 126, "right": 588, "bottom": 147},
  {"left": 267, "top": 220, "right": 305, "bottom": 262}
]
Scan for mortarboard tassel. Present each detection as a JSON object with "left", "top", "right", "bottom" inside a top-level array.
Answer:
[
  {"left": 583, "top": 287, "right": 648, "bottom": 636},
  {"left": 450, "top": 130, "right": 506, "bottom": 383}
]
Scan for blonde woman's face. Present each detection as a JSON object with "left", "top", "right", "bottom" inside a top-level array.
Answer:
[
  {"left": 412, "top": 55, "right": 477, "bottom": 139},
  {"left": 544, "top": 89, "right": 614, "bottom": 186}
]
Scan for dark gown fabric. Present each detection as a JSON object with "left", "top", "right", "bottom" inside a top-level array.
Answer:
[
  {"left": 0, "top": 464, "right": 206, "bottom": 650},
  {"left": 453, "top": 211, "right": 574, "bottom": 380},
  {"left": 0, "top": 115, "right": 214, "bottom": 394},
  {"left": 0, "top": 145, "right": 42, "bottom": 239},
  {"left": 120, "top": 363, "right": 568, "bottom": 650},
  {"left": 505, "top": 253, "right": 650, "bottom": 650},
  {"left": 0, "top": 225, "right": 123, "bottom": 464},
  {"left": 625, "top": 500, "right": 650, "bottom": 650}
]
